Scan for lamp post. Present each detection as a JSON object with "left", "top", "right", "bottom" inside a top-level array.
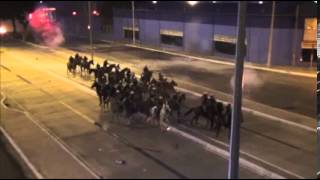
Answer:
[
  {"left": 0, "top": 25, "right": 7, "bottom": 129},
  {"left": 0, "top": 26, "right": 6, "bottom": 66},
  {"left": 227, "top": 1, "right": 247, "bottom": 179},
  {"left": 132, "top": 1, "right": 135, "bottom": 45},
  {"left": 88, "top": 1, "right": 94, "bottom": 61},
  {"left": 267, "top": 1, "right": 276, "bottom": 67}
]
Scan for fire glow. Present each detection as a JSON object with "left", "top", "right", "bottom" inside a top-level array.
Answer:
[{"left": 28, "top": 7, "right": 64, "bottom": 47}]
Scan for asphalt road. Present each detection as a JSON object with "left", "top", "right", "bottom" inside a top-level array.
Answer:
[
  {"left": 0, "top": 40, "right": 316, "bottom": 178},
  {"left": 63, "top": 37, "right": 316, "bottom": 118}
]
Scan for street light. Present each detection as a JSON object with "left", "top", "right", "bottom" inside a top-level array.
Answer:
[
  {"left": 187, "top": 1, "right": 199, "bottom": 6},
  {"left": 72, "top": 11, "right": 77, "bottom": 16},
  {"left": 92, "top": 10, "right": 100, "bottom": 16},
  {"left": 0, "top": 26, "right": 7, "bottom": 105},
  {"left": 152, "top": 1, "right": 157, "bottom": 4},
  {"left": 0, "top": 27, "right": 6, "bottom": 35},
  {"left": 88, "top": 1, "right": 94, "bottom": 61},
  {"left": 258, "top": 1, "right": 263, "bottom": 4}
]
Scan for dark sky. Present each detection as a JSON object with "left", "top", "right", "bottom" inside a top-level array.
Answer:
[
  {"left": 0, "top": 1, "right": 35, "bottom": 19},
  {"left": 0, "top": 1, "right": 317, "bottom": 20}
]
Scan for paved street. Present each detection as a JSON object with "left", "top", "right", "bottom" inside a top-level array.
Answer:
[
  {"left": 0, "top": 39, "right": 316, "bottom": 178},
  {"left": 63, "top": 37, "right": 316, "bottom": 118}
]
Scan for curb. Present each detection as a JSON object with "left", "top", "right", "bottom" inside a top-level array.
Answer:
[{"left": 0, "top": 127, "right": 44, "bottom": 179}]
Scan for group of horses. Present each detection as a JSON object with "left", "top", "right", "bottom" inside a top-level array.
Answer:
[{"left": 67, "top": 53, "right": 237, "bottom": 137}]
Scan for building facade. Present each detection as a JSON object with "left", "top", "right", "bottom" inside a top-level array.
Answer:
[{"left": 61, "top": 2, "right": 317, "bottom": 67}]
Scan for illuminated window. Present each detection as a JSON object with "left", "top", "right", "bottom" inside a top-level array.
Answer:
[
  {"left": 213, "top": 35, "right": 247, "bottom": 55},
  {"left": 160, "top": 29, "right": 183, "bottom": 46},
  {"left": 123, "top": 27, "right": 139, "bottom": 40}
]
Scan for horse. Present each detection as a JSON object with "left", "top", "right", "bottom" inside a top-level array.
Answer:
[
  {"left": 184, "top": 104, "right": 217, "bottom": 130},
  {"left": 141, "top": 67, "right": 153, "bottom": 84},
  {"left": 82, "top": 60, "right": 94, "bottom": 78},
  {"left": 67, "top": 56, "right": 77, "bottom": 76},
  {"left": 168, "top": 92, "right": 186, "bottom": 122},
  {"left": 159, "top": 101, "right": 171, "bottom": 132}
]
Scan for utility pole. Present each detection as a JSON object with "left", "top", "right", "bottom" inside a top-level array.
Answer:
[
  {"left": 267, "top": 1, "right": 276, "bottom": 67},
  {"left": 292, "top": 4, "right": 299, "bottom": 66},
  {"left": 227, "top": 1, "right": 247, "bottom": 179},
  {"left": 88, "top": 1, "right": 94, "bottom": 61},
  {"left": 132, "top": 1, "right": 136, "bottom": 45}
]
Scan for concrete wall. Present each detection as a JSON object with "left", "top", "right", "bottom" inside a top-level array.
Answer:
[{"left": 59, "top": 6, "right": 313, "bottom": 66}]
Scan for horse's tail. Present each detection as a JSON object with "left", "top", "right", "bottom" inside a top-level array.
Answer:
[{"left": 184, "top": 107, "right": 194, "bottom": 117}]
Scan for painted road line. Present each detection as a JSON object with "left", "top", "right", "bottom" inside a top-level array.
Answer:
[
  {"left": 125, "top": 44, "right": 316, "bottom": 78},
  {"left": 1, "top": 94, "right": 44, "bottom": 179},
  {"left": 0, "top": 92, "right": 100, "bottom": 179}
]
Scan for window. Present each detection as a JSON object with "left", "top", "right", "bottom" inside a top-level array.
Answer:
[
  {"left": 123, "top": 27, "right": 139, "bottom": 40},
  {"left": 160, "top": 29, "right": 183, "bottom": 47},
  {"left": 214, "top": 41, "right": 236, "bottom": 55},
  {"left": 301, "top": 18, "right": 317, "bottom": 62},
  {"left": 301, "top": 49, "right": 317, "bottom": 62},
  {"left": 102, "top": 24, "right": 113, "bottom": 33},
  {"left": 213, "top": 35, "right": 247, "bottom": 55}
]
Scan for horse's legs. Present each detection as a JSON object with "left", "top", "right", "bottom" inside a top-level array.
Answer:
[
  {"left": 190, "top": 115, "right": 198, "bottom": 127},
  {"left": 177, "top": 108, "right": 181, "bottom": 123}
]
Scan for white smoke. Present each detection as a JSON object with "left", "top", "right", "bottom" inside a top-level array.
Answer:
[{"left": 230, "top": 68, "right": 264, "bottom": 94}]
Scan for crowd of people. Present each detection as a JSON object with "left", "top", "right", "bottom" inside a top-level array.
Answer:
[{"left": 67, "top": 53, "right": 236, "bottom": 137}]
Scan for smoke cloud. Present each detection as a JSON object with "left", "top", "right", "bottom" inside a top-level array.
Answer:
[
  {"left": 230, "top": 68, "right": 264, "bottom": 94},
  {"left": 28, "top": 7, "right": 64, "bottom": 47}
]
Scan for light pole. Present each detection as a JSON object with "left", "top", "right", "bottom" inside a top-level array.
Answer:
[
  {"left": 267, "top": 1, "right": 276, "bottom": 67},
  {"left": 0, "top": 26, "right": 6, "bottom": 66},
  {"left": 132, "top": 1, "right": 135, "bottom": 45},
  {"left": 291, "top": 4, "right": 299, "bottom": 66},
  {"left": 0, "top": 25, "right": 6, "bottom": 129},
  {"left": 88, "top": 1, "right": 94, "bottom": 61},
  {"left": 228, "top": 1, "right": 247, "bottom": 179}
]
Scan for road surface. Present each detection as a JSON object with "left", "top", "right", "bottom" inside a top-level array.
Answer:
[
  {"left": 0, "top": 39, "right": 316, "bottom": 178},
  {"left": 63, "top": 37, "right": 316, "bottom": 118}
]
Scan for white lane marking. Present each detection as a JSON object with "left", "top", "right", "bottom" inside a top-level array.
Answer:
[
  {"left": 180, "top": 125, "right": 304, "bottom": 179},
  {"left": 59, "top": 101, "right": 96, "bottom": 125},
  {"left": 125, "top": 44, "right": 316, "bottom": 78},
  {"left": 167, "top": 126, "right": 287, "bottom": 179},
  {"left": 3, "top": 51, "right": 305, "bottom": 179},
  {"left": 0, "top": 92, "right": 100, "bottom": 179},
  {"left": 1, "top": 95, "right": 44, "bottom": 179},
  {"left": 176, "top": 87, "right": 316, "bottom": 133}
]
